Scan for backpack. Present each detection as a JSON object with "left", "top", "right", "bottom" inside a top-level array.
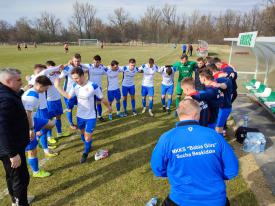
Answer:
[{"left": 235, "top": 126, "right": 260, "bottom": 144}]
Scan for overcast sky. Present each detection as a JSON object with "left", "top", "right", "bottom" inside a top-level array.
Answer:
[{"left": 0, "top": 0, "right": 263, "bottom": 25}]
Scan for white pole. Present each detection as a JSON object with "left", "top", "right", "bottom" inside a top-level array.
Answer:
[
  {"left": 264, "top": 58, "right": 270, "bottom": 85},
  {"left": 228, "top": 41, "right": 234, "bottom": 64},
  {"left": 251, "top": 47, "right": 259, "bottom": 79}
]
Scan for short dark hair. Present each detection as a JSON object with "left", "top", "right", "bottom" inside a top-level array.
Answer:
[
  {"left": 181, "top": 54, "right": 188, "bottom": 60},
  {"left": 198, "top": 66, "right": 206, "bottom": 73},
  {"left": 149, "top": 58, "right": 154, "bottom": 64},
  {"left": 74, "top": 53, "right": 81, "bottom": 59},
  {"left": 205, "top": 56, "right": 212, "bottom": 61},
  {"left": 94, "top": 55, "right": 101, "bottom": 61},
  {"left": 205, "top": 56, "right": 214, "bottom": 65},
  {"left": 212, "top": 57, "right": 221, "bottom": 64},
  {"left": 196, "top": 57, "right": 204, "bottom": 62},
  {"left": 71, "top": 67, "right": 84, "bottom": 76},
  {"left": 34, "top": 64, "right": 46, "bottom": 69},
  {"left": 35, "top": 75, "right": 52, "bottom": 86},
  {"left": 207, "top": 64, "right": 219, "bottom": 72},
  {"left": 165, "top": 65, "right": 173, "bottom": 76},
  {"left": 111, "top": 60, "right": 119, "bottom": 66},
  {"left": 129, "top": 58, "right": 136, "bottom": 63},
  {"left": 46, "top": 60, "right": 56, "bottom": 67},
  {"left": 199, "top": 69, "right": 213, "bottom": 80}
]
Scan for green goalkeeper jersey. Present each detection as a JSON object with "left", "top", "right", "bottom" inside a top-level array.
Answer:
[{"left": 173, "top": 61, "right": 196, "bottom": 82}]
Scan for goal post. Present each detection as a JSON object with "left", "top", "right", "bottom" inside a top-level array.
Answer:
[{"left": 78, "top": 39, "right": 99, "bottom": 46}]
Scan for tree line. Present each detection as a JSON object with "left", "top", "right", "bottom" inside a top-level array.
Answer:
[{"left": 0, "top": 1, "right": 274, "bottom": 44}]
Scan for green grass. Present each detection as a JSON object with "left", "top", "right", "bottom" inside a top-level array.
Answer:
[{"left": 0, "top": 45, "right": 258, "bottom": 206}]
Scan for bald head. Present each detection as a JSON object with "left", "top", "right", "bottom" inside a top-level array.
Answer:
[
  {"left": 0, "top": 68, "right": 22, "bottom": 92},
  {"left": 177, "top": 99, "right": 201, "bottom": 121}
]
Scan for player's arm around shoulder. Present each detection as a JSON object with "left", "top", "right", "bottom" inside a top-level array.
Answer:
[
  {"left": 118, "top": 66, "right": 124, "bottom": 72},
  {"left": 54, "top": 78, "right": 71, "bottom": 99},
  {"left": 138, "top": 64, "right": 145, "bottom": 73},
  {"left": 81, "top": 64, "right": 91, "bottom": 75},
  {"left": 157, "top": 66, "right": 165, "bottom": 73},
  {"left": 42, "top": 65, "right": 64, "bottom": 76},
  {"left": 59, "top": 65, "right": 70, "bottom": 78},
  {"left": 172, "top": 62, "right": 180, "bottom": 71},
  {"left": 154, "top": 64, "right": 159, "bottom": 72}
]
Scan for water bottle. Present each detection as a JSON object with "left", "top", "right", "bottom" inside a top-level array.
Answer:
[
  {"left": 243, "top": 132, "right": 266, "bottom": 153},
  {"left": 146, "top": 197, "right": 158, "bottom": 206},
  {"left": 260, "top": 141, "right": 266, "bottom": 152},
  {"left": 243, "top": 115, "right": 249, "bottom": 127},
  {"left": 254, "top": 140, "right": 261, "bottom": 153},
  {"left": 259, "top": 135, "right": 266, "bottom": 152},
  {"left": 243, "top": 138, "right": 249, "bottom": 151}
]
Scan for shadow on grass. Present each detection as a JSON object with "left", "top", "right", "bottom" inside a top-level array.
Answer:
[
  {"left": 208, "top": 52, "right": 219, "bottom": 56},
  {"left": 49, "top": 116, "right": 173, "bottom": 173},
  {"left": 48, "top": 145, "right": 154, "bottom": 206},
  {"left": 34, "top": 119, "right": 174, "bottom": 205},
  {"left": 229, "top": 190, "right": 258, "bottom": 206},
  {"left": 93, "top": 103, "right": 175, "bottom": 140}
]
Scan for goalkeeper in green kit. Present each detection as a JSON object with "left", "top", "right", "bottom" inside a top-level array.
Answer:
[{"left": 173, "top": 54, "right": 197, "bottom": 111}]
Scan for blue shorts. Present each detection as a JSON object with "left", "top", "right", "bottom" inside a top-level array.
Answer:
[
  {"left": 141, "top": 86, "right": 154, "bottom": 97},
  {"left": 25, "top": 138, "right": 38, "bottom": 151},
  {"left": 64, "top": 96, "right": 77, "bottom": 109},
  {"left": 33, "top": 117, "right": 49, "bottom": 132},
  {"left": 108, "top": 89, "right": 121, "bottom": 102},
  {"left": 95, "top": 87, "right": 103, "bottom": 102},
  {"left": 216, "top": 107, "right": 232, "bottom": 127},
  {"left": 122, "top": 85, "right": 135, "bottom": 96},
  {"left": 161, "top": 84, "right": 174, "bottom": 95},
  {"left": 47, "top": 99, "right": 63, "bottom": 118},
  {"left": 208, "top": 107, "right": 219, "bottom": 126},
  {"left": 77, "top": 117, "right": 97, "bottom": 134},
  {"left": 35, "top": 108, "right": 49, "bottom": 120}
]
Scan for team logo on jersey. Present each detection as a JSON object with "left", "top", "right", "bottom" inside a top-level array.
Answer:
[{"left": 188, "top": 127, "right": 193, "bottom": 132}]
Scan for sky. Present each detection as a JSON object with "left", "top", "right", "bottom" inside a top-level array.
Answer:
[{"left": 0, "top": 0, "right": 263, "bottom": 25}]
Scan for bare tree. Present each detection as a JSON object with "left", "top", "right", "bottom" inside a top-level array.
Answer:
[
  {"left": 14, "top": 17, "right": 36, "bottom": 42},
  {"left": 161, "top": 4, "right": 177, "bottom": 42},
  {"left": 80, "top": 2, "right": 96, "bottom": 38},
  {"left": 162, "top": 4, "right": 177, "bottom": 26},
  {"left": 70, "top": 1, "right": 84, "bottom": 38},
  {"left": 0, "top": 20, "right": 12, "bottom": 43},
  {"left": 109, "top": 7, "right": 130, "bottom": 42},
  {"left": 140, "top": 6, "right": 162, "bottom": 42},
  {"left": 261, "top": 4, "right": 275, "bottom": 35},
  {"left": 2, "top": 1, "right": 275, "bottom": 44},
  {"left": 37, "top": 12, "right": 62, "bottom": 37}
]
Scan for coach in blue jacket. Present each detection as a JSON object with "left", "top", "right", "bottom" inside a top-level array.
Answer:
[{"left": 151, "top": 99, "right": 239, "bottom": 206}]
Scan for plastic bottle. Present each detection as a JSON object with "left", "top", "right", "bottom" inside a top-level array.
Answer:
[
  {"left": 243, "top": 132, "right": 266, "bottom": 153},
  {"left": 243, "top": 115, "right": 249, "bottom": 127},
  {"left": 243, "top": 138, "right": 249, "bottom": 152},
  {"left": 146, "top": 197, "right": 158, "bottom": 206},
  {"left": 259, "top": 135, "right": 266, "bottom": 152}
]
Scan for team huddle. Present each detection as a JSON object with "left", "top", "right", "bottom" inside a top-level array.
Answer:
[{"left": 19, "top": 52, "right": 238, "bottom": 178}]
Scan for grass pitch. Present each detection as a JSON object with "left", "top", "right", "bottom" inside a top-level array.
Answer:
[{"left": 0, "top": 44, "right": 258, "bottom": 206}]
